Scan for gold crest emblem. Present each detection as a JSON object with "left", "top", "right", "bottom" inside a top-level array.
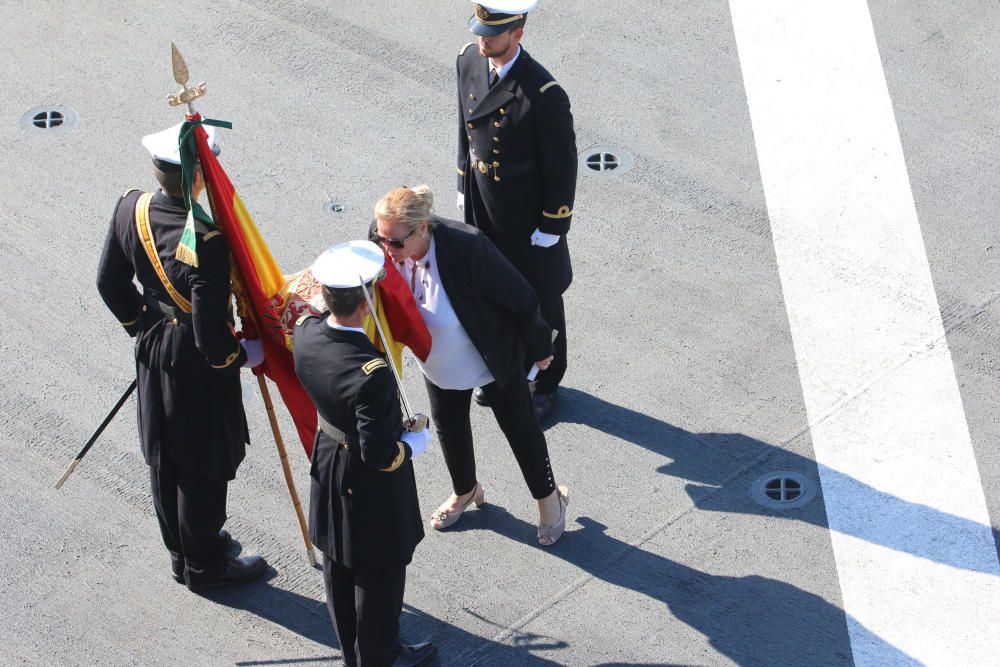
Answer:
[{"left": 475, "top": 4, "right": 489, "bottom": 20}]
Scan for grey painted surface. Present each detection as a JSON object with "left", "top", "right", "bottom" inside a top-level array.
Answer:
[{"left": 0, "top": 1, "right": 994, "bottom": 664}]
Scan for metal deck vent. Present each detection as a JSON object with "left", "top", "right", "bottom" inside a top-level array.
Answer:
[
  {"left": 750, "top": 471, "right": 816, "bottom": 510},
  {"left": 323, "top": 201, "right": 349, "bottom": 216},
  {"left": 20, "top": 105, "right": 78, "bottom": 133},
  {"left": 580, "top": 148, "right": 633, "bottom": 176}
]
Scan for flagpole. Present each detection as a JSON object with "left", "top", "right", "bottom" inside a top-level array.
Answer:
[
  {"left": 229, "top": 275, "right": 316, "bottom": 568},
  {"left": 255, "top": 372, "right": 317, "bottom": 567}
]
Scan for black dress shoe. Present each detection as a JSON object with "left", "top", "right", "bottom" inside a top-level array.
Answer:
[
  {"left": 532, "top": 391, "right": 557, "bottom": 423},
  {"left": 171, "top": 530, "right": 243, "bottom": 583},
  {"left": 472, "top": 386, "right": 490, "bottom": 407},
  {"left": 171, "top": 556, "right": 185, "bottom": 584},
  {"left": 220, "top": 529, "right": 243, "bottom": 559},
  {"left": 393, "top": 642, "right": 436, "bottom": 667},
  {"left": 186, "top": 555, "right": 269, "bottom": 592}
]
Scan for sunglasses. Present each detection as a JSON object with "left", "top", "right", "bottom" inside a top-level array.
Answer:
[{"left": 375, "top": 228, "right": 416, "bottom": 248}]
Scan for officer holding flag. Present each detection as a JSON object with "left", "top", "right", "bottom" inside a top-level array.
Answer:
[{"left": 96, "top": 123, "right": 268, "bottom": 591}]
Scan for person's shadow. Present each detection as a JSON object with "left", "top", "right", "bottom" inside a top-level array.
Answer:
[
  {"left": 554, "top": 388, "right": 1000, "bottom": 572},
  {"left": 452, "top": 510, "right": 914, "bottom": 666},
  {"left": 207, "top": 569, "right": 565, "bottom": 666}
]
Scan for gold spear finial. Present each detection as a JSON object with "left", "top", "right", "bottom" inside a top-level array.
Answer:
[{"left": 167, "top": 42, "right": 206, "bottom": 112}]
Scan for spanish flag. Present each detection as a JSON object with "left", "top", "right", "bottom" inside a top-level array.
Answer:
[{"left": 179, "top": 115, "right": 430, "bottom": 457}]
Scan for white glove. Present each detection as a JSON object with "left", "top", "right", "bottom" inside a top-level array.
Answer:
[
  {"left": 401, "top": 428, "right": 431, "bottom": 458},
  {"left": 530, "top": 228, "right": 560, "bottom": 248},
  {"left": 456, "top": 191, "right": 465, "bottom": 212},
  {"left": 240, "top": 339, "right": 264, "bottom": 368}
]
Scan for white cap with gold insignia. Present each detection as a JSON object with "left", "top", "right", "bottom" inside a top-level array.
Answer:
[
  {"left": 311, "top": 240, "right": 386, "bottom": 289},
  {"left": 468, "top": 1, "right": 538, "bottom": 36},
  {"left": 470, "top": 0, "right": 538, "bottom": 13},
  {"left": 141, "top": 121, "right": 220, "bottom": 167}
]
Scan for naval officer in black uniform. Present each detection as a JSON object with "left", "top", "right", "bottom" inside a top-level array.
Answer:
[
  {"left": 293, "top": 241, "right": 435, "bottom": 667},
  {"left": 96, "top": 123, "right": 268, "bottom": 591},
  {"left": 456, "top": 0, "right": 578, "bottom": 421}
]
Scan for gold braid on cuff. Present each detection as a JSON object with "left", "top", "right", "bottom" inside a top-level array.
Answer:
[
  {"left": 210, "top": 342, "right": 242, "bottom": 369},
  {"left": 380, "top": 442, "right": 407, "bottom": 472},
  {"left": 542, "top": 205, "right": 573, "bottom": 219}
]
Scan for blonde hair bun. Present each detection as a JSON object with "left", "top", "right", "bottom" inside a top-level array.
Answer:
[{"left": 374, "top": 184, "right": 436, "bottom": 231}]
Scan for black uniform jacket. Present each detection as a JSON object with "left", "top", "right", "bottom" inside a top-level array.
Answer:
[
  {"left": 293, "top": 319, "right": 423, "bottom": 569},
  {"left": 96, "top": 190, "right": 249, "bottom": 481},
  {"left": 456, "top": 44, "right": 577, "bottom": 295},
  {"left": 372, "top": 217, "right": 554, "bottom": 387}
]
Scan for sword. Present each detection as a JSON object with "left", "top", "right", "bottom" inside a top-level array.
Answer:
[
  {"left": 55, "top": 379, "right": 137, "bottom": 489},
  {"left": 359, "top": 277, "right": 415, "bottom": 423}
]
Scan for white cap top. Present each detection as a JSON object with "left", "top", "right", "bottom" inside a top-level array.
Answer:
[
  {"left": 141, "top": 121, "right": 219, "bottom": 166},
  {"left": 471, "top": 0, "right": 538, "bottom": 13},
  {"left": 311, "top": 240, "right": 386, "bottom": 289}
]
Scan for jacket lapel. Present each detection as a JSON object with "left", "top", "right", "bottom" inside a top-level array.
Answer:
[
  {"left": 463, "top": 58, "right": 490, "bottom": 116},
  {"left": 469, "top": 49, "right": 529, "bottom": 121},
  {"left": 432, "top": 219, "right": 458, "bottom": 295}
]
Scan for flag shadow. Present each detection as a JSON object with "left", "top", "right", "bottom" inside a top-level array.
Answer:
[{"left": 554, "top": 388, "right": 1000, "bottom": 574}]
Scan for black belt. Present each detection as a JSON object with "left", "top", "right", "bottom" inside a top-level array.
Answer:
[
  {"left": 143, "top": 293, "right": 193, "bottom": 325},
  {"left": 317, "top": 413, "right": 357, "bottom": 449},
  {"left": 468, "top": 152, "right": 536, "bottom": 178}
]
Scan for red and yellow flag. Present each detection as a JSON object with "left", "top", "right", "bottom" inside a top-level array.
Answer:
[
  {"left": 183, "top": 115, "right": 430, "bottom": 457},
  {"left": 185, "top": 115, "right": 317, "bottom": 455}
]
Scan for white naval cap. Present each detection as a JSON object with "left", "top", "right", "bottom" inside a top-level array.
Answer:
[
  {"left": 311, "top": 240, "right": 386, "bottom": 289},
  {"left": 141, "top": 121, "right": 220, "bottom": 167},
  {"left": 468, "top": 1, "right": 537, "bottom": 36},
  {"left": 470, "top": 0, "right": 538, "bottom": 13}
]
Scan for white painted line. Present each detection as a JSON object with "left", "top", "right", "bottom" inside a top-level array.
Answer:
[{"left": 728, "top": 1, "right": 1000, "bottom": 664}]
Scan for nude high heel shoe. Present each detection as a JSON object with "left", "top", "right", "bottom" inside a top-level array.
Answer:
[
  {"left": 537, "top": 485, "right": 570, "bottom": 547},
  {"left": 430, "top": 482, "right": 486, "bottom": 530}
]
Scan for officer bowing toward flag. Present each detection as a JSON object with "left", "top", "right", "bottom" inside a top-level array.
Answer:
[{"left": 293, "top": 241, "right": 435, "bottom": 667}]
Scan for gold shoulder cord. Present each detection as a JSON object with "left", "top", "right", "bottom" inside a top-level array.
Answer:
[{"left": 134, "top": 192, "right": 193, "bottom": 313}]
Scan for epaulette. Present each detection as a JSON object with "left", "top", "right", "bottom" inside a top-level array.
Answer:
[
  {"left": 539, "top": 81, "right": 560, "bottom": 94},
  {"left": 121, "top": 188, "right": 141, "bottom": 199},
  {"left": 202, "top": 230, "right": 223, "bottom": 241},
  {"left": 361, "top": 358, "right": 387, "bottom": 375},
  {"left": 295, "top": 313, "right": 318, "bottom": 327},
  {"left": 459, "top": 42, "right": 475, "bottom": 56}
]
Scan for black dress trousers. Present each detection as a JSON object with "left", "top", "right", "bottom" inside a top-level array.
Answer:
[
  {"left": 323, "top": 556, "right": 407, "bottom": 667},
  {"left": 149, "top": 460, "right": 228, "bottom": 579}
]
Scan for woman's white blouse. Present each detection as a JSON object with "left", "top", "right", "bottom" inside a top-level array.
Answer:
[{"left": 392, "top": 236, "right": 494, "bottom": 390}]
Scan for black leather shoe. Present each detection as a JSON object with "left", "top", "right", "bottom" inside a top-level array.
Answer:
[
  {"left": 533, "top": 391, "right": 557, "bottom": 423},
  {"left": 472, "top": 386, "right": 490, "bottom": 407},
  {"left": 171, "top": 530, "right": 243, "bottom": 583},
  {"left": 171, "top": 555, "right": 185, "bottom": 584},
  {"left": 220, "top": 529, "right": 243, "bottom": 559},
  {"left": 393, "top": 642, "right": 436, "bottom": 667},
  {"left": 186, "top": 555, "right": 269, "bottom": 592}
]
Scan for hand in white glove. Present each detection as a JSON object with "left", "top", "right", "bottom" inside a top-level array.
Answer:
[
  {"left": 240, "top": 339, "right": 264, "bottom": 369},
  {"left": 456, "top": 191, "right": 465, "bottom": 212},
  {"left": 401, "top": 428, "right": 431, "bottom": 458},
  {"left": 530, "top": 228, "right": 560, "bottom": 248}
]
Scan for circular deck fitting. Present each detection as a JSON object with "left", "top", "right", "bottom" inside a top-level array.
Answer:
[
  {"left": 579, "top": 148, "right": 633, "bottom": 176},
  {"left": 20, "top": 105, "right": 78, "bottom": 133},
  {"left": 750, "top": 471, "right": 816, "bottom": 510},
  {"left": 323, "top": 201, "right": 349, "bottom": 216}
]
